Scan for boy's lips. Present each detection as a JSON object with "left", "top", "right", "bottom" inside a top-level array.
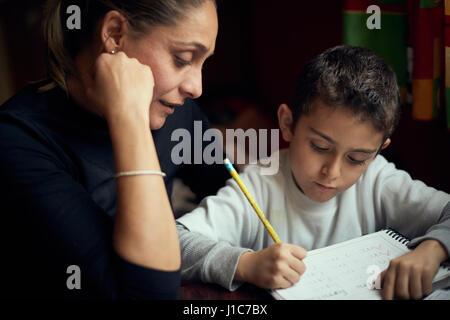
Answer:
[{"left": 315, "top": 182, "right": 336, "bottom": 191}]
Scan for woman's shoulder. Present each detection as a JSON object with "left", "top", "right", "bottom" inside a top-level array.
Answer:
[
  {"left": 0, "top": 82, "right": 50, "bottom": 139},
  {"left": 0, "top": 81, "right": 85, "bottom": 159},
  {"left": 0, "top": 80, "right": 108, "bottom": 141},
  {"left": 0, "top": 84, "right": 56, "bottom": 151},
  {"left": 0, "top": 81, "right": 49, "bottom": 118}
]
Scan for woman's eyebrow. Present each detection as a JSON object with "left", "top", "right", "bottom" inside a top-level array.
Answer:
[
  {"left": 309, "top": 127, "right": 377, "bottom": 154},
  {"left": 172, "top": 41, "right": 214, "bottom": 57}
]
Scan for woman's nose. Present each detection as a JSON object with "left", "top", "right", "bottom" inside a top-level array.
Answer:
[{"left": 180, "top": 68, "right": 203, "bottom": 99}]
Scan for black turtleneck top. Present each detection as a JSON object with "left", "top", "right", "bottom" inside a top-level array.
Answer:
[{"left": 0, "top": 82, "right": 228, "bottom": 299}]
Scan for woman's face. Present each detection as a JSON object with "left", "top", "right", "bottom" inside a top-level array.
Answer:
[{"left": 122, "top": 1, "right": 218, "bottom": 130}]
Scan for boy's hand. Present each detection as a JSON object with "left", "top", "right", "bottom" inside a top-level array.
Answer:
[
  {"left": 380, "top": 239, "right": 448, "bottom": 300},
  {"left": 235, "top": 243, "right": 307, "bottom": 289}
]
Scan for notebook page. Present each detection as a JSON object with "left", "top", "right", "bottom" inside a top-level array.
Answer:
[
  {"left": 273, "top": 231, "right": 409, "bottom": 300},
  {"left": 424, "top": 289, "right": 450, "bottom": 300}
]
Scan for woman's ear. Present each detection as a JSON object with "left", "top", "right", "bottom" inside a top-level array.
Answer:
[
  {"left": 100, "top": 10, "right": 129, "bottom": 53},
  {"left": 278, "top": 104, "right": 294, "bottom": 142}
]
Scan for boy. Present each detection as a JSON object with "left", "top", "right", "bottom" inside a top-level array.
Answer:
[{"left": 176, "top": 46, "right": 450, "bottom": 300}]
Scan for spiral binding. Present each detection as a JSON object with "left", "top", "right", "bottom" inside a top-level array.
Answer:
[
  {"left": 384, "top": 228, "right": 450, "bottom": 271},
  {"left": 383, "top": 228, "right": 410, "bottom": 245}
]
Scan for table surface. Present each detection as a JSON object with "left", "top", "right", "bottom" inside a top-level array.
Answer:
[
  {"left": 179, "top": 283, "right": 450, "bottom": 300},
  {"left": 180, "top": 282, "right": 274, "bottom": 300}
]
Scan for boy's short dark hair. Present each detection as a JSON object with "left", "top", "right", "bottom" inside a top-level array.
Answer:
[{"left": 290, "top": 45, "right": 400, "bottom": 141}]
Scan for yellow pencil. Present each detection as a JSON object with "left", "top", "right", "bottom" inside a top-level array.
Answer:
[{"left": 223, "top": 158, "right": 281, "bottom": 243}]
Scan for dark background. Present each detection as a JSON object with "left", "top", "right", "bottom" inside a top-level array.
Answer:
[{"left": 0, "top": 0, "right": 448, "bottom": 192}]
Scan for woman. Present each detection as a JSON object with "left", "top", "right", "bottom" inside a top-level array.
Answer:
[{"left": 0, "top": 0, "right": 226, "bottom": 299}]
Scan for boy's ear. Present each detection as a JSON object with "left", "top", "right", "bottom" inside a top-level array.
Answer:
[
  {"left": 278, "top": 104, "right": 294, "bottom": 142},
  {"left": 100, "top": 10, "right": 129, "bottom": 53},
  {"left": 381, "top": 138, "right": 391, "bottom": 150}
]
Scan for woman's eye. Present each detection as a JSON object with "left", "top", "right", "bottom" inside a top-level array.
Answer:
[
  {"left": 174, "top": 56, "right": 191, "bottom": 67},
  {"left": 310, "top": 142, "right": 329, "bottom": 152}
]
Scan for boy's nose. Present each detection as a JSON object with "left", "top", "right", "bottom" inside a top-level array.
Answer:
[{"left": 321, "top": 157, "right": 341, "bottom": 180}]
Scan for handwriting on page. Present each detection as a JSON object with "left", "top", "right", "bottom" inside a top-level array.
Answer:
[
  {"left": 371, "top": 244, "right": 390, "bottom": 256},
  {"left": 276, "top": 236, "right": 407, "bottom": 300}
]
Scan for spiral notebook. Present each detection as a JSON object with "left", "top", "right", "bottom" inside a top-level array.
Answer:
[{"left": 271, "top": 229, "right": 450, "bottom": 300}]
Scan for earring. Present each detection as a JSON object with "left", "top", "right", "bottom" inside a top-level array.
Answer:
[{"left": 110, "top": 50, "right": 116, "bottom": 54}]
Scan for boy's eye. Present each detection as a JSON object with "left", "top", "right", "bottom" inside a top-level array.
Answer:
[
  {"left": 310, "top": 142, "right": 329, "bottom": 152},
  {"left": 347, "top": 156, "right": 367, "bottom": 166}
]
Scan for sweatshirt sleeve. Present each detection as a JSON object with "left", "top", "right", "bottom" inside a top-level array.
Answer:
[
  {"left": 177, "top": 224, "right": 251, "bottom": 291},
  {"left": 407, "top": 202, "right": 450, "bottom": 256},
  {"left": 371, "top": 156, "right": 450, "bottom": 253},
  {"left": 0, "top": 118, "right": 180, "bottom": 299},
  {"left": 176, "top": 167, "right": 263, "bottom": 290}
]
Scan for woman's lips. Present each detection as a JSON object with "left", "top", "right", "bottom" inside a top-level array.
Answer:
[
  {"left": 162, "top": 105, "right": 175, "bottom": 114},
  {"left": 160, "top": 100, "right": 183, "bottom": 108},
  {"left": 159, "top": 100, "right": 182, "bottom": 114}
]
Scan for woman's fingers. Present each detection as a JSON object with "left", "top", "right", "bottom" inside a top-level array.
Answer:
[{"left": 81, "top": 51, "right": 155, "bottom": 121}]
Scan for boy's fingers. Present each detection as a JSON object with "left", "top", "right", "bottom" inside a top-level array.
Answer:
[
  {"left": 409, "top": 269, "right": 423, "bottom": 300},
  {"left": 282, "top": 268, "right": 301, "bottom": 287},
  {"left": 272, "top": 271, "right": 295, "bottom": 289},
  {"left": 290, "top": 245, "right": 307, "bottom": 260},
  {"left": 394, "top": 268, "right": 410, "bottom": 300},
  {"left": 277, "top": 277, "right": 293, "bottom": 289},
  {"left": 274, "top": 259, "right": 301, "bottom": 287},
  {"left": 289, "top": 257, "right": 306, "bottom": 276},
  {"left": 421, "top": 269, "right": 434, "bottom": 297},
  {"left": 381, "top": 268, "right": 395, "bottom": 300}
]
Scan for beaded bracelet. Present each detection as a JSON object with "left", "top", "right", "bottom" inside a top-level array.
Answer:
[{"left": 114, "top": 170, "right": 166, "bottom": 179}]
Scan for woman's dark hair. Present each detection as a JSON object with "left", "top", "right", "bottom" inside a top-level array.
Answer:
[
  {"left": 42, "top": 0, "right": 217, "bottom": 92},
  {"left": 290, "top": 45, "right": 400, "bottom": 140}
]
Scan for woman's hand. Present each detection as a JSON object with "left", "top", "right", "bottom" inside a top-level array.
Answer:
[
  {"left": 235, "top": 243, "right": 307, "bottom": 289},
  {"left": 98, "top": 51, "right": 180, "bottom": 271},
  {"left": 80, "top": 51, "right": 155, "bottom": 124},
  {"left": 380, "top": 239, "right": 448, "bottom": 300}
]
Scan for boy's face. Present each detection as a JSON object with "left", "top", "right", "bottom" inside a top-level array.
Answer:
[{"left": 278, "top": 99, "right": 390, "bottom": 203}]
